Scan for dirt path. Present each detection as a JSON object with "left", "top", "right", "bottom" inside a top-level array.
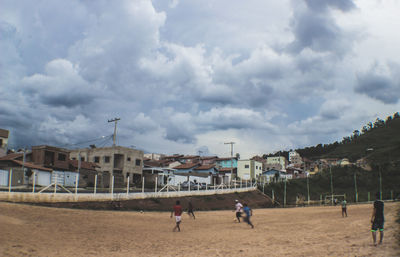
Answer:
[{"left": 0, "top": 202, "right": 399, "bottom": 256}]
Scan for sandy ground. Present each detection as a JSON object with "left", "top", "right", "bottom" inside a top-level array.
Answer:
[{"left": 0, "top": 202, "right": 399, "bottom": 257}]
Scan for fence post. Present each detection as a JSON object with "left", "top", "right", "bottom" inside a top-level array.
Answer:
[
  {"left": 284, "top": 178, "right": 287, "bottom": 208},
  {"left": 54, "top": 172, "right": 57, "bottom": 195},
  {"left": 272, "top": 189, "right": 274, "bottom": 203},
  {"left": 8, "top": 168, "right": 12, "bottom": 193},
  {"left": 111, "top": 176, "right": 114, "bottom": 200},
  {"left": 240, "top": 178, "right": 242, "bottom": 188},
  {"left": 75, "top": 173, "right": 79, "bottom": 196},
  {"left": 155, "top": 176, "right": 158, "bottom": 193},
  {"left": 307, "top": 175, "right": 310, "bottom": 205},
  {"left": 94, "top": 174, "right": 97, "bottom": 195},
  {"left": 126, "top": 176, "right": 130, "bottom": 196},
  {"left": 32, "top": 171, "right": 36, "bottom": 193},
  {"left": 142, "top": 177, "right": 145, "bottom": 193}
]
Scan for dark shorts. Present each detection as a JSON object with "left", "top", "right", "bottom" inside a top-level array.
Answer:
[
  {"left": 244, "top": 216, "right": 251, "bottom": 224},
  {"left": 342, "top": 207, "right": 346, "bottom": 211},
  {"left": 371, "top": 218, "right": 384, "bottom": 232},
  {"left": 236, "top": 212, "right": 242, "bottom": 218}
]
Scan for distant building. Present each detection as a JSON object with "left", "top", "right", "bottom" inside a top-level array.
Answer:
[
  {"left": 0, "top": 129, "right": 10, "bottom": 157},
  {"left": 70, "top": 146, "right": 143, "bottom": 187},
  {"left": 237, "top": 159, "right": 263, "bottom": 180},
  {"left": 288, "top": 151, "right": 299, "bottom": 162},
  {"left": 250, "top": 156, "right": 267, "bottom": 170},
  {"left": 266, "top": 156, "right": 287, "bottom": 169},
  {"left": 143, "top": 153, "right": 165, "bottom": 160},
  {"left": 216, "top": 157, "right": 237, "bottom": 169}
]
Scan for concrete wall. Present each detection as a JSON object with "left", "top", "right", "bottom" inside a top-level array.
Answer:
[{"left": 0, "top": 187, "right": 257, "bottom": 203}]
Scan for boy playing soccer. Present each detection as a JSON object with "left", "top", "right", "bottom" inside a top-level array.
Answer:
[
  {"left": 171, "top": 200, "right": 183, "bottom": 232},
  {"left": 243, "top": 203, "right": 254, "bottom": 229}
]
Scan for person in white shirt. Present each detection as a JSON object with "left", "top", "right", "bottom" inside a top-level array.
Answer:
[{"left": 234, "top": 200, "right": 243, "bottom": 223}]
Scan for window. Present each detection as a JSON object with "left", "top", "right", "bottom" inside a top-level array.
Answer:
[
  {"left": 80, "top": 157, "right": 85, "bottom": 161},
  {"left": 94, "top": 156, "right": 100, "bottom": 163},
  {"left": 135, "top": 159, "right": 141, "bottom": 166},
  {"left": 72, "top": 157, "right": 76, "bottom": 160},
  {"left": 104, "top": 156, "right": 110, "bottom": 163},
  {"left": 127, "top": 157, "right": 131, "bottom": 161},
  {"left": 245, "top": 165, "right": 249, "bottom": 168}
]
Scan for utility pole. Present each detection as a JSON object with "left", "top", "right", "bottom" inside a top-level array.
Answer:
[
  {"left": 224, "top": 142, "right": 235, "bottom": 183},
  {"left": 329, "top": 165, "right": 334, "bottom": 205},
  {"left": 198, "top": 150, "right": 203, "bottom": 164},
  {"left": 108, "top": 118, "right": 121, "bottom": 146}
]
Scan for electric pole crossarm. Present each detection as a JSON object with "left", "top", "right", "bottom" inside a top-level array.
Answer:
[{"left": 108, "top": 118, "right": 121, "bottom": 146}]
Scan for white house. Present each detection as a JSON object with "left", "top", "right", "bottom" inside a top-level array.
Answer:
[{"left": 237, "top": 159, "right": 263, "bottom": 180}]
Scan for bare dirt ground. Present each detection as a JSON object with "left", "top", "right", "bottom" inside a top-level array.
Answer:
[{"left": 0, "top": 201, "right": 399, "bottom": 257}]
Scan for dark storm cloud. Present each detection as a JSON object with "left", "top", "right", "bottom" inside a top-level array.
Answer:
[
  {"left": 355, "top": 69, "right": 400, "bottom": 104},
  {"left": 287, "top": 0, "right": 355, "bottom": 55},
  {"left": 304, "top": 0, "right": 356, "bottom": 12}
]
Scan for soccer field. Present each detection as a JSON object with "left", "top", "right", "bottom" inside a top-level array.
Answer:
[{"left": 0, "top": 202, "right": 399, "bottom": 256}]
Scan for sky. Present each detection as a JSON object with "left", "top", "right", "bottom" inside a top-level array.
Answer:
[{"left": 1, "top": 0, "right": 399, "bottom": 158}]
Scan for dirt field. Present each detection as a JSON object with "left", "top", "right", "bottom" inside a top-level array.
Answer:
[{"left": 0, "top": 202, "right": 399, "bottom": 257}]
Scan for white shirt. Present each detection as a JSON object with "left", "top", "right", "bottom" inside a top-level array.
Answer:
[{"left": 235, "top": 202, "right": 243, "bottom": 212}]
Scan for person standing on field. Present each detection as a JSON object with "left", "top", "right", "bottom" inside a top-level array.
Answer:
[
  {"left": 341, "top": 199, "right": 347, "bottom": 217},
  {"left": 187, "top": 200, "right": 195, "bottom": 219},
  {"left": 234, "top": 200, "right": 243, "bottom": 222},
  {"left": 171, "top": 200, "right": 183, "bottom": 232},
  {"left": 371, "top": 192, "right": 384, "bottom": 246}
]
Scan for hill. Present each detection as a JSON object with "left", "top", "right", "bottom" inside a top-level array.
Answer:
[{"left": 264, "top": 112, "right": 400, "bottom": 164}]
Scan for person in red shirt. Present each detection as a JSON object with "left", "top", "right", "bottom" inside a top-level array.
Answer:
[{"left": 170, "top": 200, "right": 183, "bottom": 232}]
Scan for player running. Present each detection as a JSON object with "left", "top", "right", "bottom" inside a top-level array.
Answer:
[
  {"left": 371, "top": 192, "right": 384, "bottom": 246},
  {"left": 234, "top": 200, "right": 243, "bottom": 223},
  {"left": 171, "top": 200, "right": 183, "bottom": 232},
  {"left": 243, "top": 203, "right": 254, "bottom": 229}
]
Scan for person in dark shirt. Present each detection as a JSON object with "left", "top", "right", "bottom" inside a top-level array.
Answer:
[
  {"left": 171, "top": 200, "right": 183, "bottom": 232},
  {"left": 371, "top": 192, "right": 384, "bottom": 246},
  {"left": 187, "top": 200, "right": 195, "bottom": 219}
]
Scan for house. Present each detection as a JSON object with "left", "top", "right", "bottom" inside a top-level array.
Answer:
[
  {"left": 70, "top": 146, "right": 144, "bottom": 187},
  {"left": 237, "top": 159, "right": 263, "bottom": 180},
  {"left": 68, "top": 159, "right": 100, "bottom": 187},
  {"left": 215, "top": 157, "right": 238, "bottom": 170},
  {"left": 260, "top": 169, "right": 292, "bottom": 183},
  {"left": 286, "top": 167, "right": 308, "bottom": 179},
  {"left": 143, "top": 153, "right": 165, "bottom": 160},
  {"left": 173, "top": 163, "right": 200, "bottom": 173},
  {"left": 31, "top": 145, "right": 70, "bottom": 171},
  {"left": 0, "top": 153, "right": 52, "bottom": 187},
  {"left": 0, "top": 128, "right": 9, "bottom": 157},
  {"left": 266, "top": 156, "right": 288, "bottom": 169},
  {"left": 178, "top": 155, "right": 200, "bottom": 164},
  {"left": 250, "top": 156, "right": 267, "bottom": 170},
  {"left": 200, "top": 156, "right": 218, "bottom": 165}
]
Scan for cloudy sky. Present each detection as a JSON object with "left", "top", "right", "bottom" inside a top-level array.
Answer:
[{"left": 1, "top": 0, "right": 399, "bottom": 158}]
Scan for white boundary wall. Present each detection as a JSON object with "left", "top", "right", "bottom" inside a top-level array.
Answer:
[{"left": 0, "top": 187, "right": 257, "bottom": 203}]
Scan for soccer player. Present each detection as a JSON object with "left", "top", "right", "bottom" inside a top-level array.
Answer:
[
  {"left": 187, "top": 200, "right": 195, "bottom": 219},
  {"left": 341, "top": 199, "right": 347, "bottom": 217},
  {"left": 371, "top": 192, "right": 384, "bottom": 246},
  {"left": 171, "top": 200, "right": 183, "bottom": 232},
  {"left": 243, "top": 203, "right": 254, "bottom": 229},
  {"left": 234, "top": 200, "right": 243, "bottom": 223}
]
